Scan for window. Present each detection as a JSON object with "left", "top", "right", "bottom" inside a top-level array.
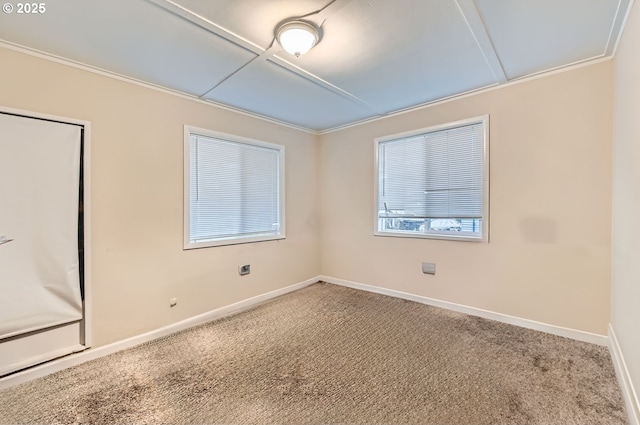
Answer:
[
  {"left": 184, "top": 126, "right": 285, "bottom": 248},
  {"left": 375, "top": 116, "right": 489, "bottom": 242}
]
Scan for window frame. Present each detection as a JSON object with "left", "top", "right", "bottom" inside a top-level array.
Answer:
[
  {"left": 183, "top": 125, "right": 286, "bottom": 249},
  {"left": 373, "top": 115, "right": 489, "bottom": 242}
]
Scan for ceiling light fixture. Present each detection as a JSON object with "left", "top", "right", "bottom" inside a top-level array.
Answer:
[{"left": 276, "top": 20, "right": 320, "bottom": 57}]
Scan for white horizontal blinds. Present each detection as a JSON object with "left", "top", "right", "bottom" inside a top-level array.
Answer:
[
  {"left": 189, "top": 134, "right": 280, "bottom": 242},
  {"left": 426, "top": 123, "right": 483, "bottom": 218},
  {"left": 379, "top": 135, "right": 427, "bottom": 215},
  {"left": 379, "top": 122, "right": 484, "bottom": 219}
]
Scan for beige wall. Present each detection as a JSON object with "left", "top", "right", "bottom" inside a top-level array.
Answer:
[
  {"left": 0, "top": 46, "right": 320, "bottom": 347},
  {"left": 320, "top": 61, "right": 613, "bottom": 335},
  {"left": 613, "top": 0, "right": 640, "bottom": 417},
  {"left": 0, "top": 41, "right": 617, "bottom": 348}
]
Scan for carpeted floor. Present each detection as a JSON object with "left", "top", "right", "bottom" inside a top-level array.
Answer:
[{"left": 0, "top": 282, "right": 628, "bottom": 424}]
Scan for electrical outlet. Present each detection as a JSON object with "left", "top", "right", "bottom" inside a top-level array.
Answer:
[
  {"left": 422, "top": 262, "right": 436, "bottom": 275},
  {"left": 239, "top": 264, "right": 250, "bottom": 276},
  {"left": 169, "top": 297, "right": 177, "bottom": 307}
]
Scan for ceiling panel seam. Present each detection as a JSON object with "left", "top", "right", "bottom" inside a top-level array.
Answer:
[
  {"left": 268, "top": 56, "right": 386, "bottom": 115},
  {"left": 197, "top": 45, "right": 383, "bottom": 116},
  {"left": 146, "top": 0, "right": 382, "bottom": 118},
  {"left": 144, "top": 0, "right": 265, "bottom": 54},
  {"left": 606, "top": 0, "right": 634, "bottom": 56},
  {"left": 319, "top": 54, "right": 613, "bottom": 135},
  {"left": 455, "top": 0, "right": 507, "bottom": 83},
  {"left": 0, "top": 36, "right": 615, "bottom": 136},
  {"left": 0, "top": 40, "right": 320, "bottom": 135},
  {"left": 198, "top": 43, "right": 278, "bottom": 98},
  {"left": 2, "top": 0, "right": 627, "bottom": 133}
]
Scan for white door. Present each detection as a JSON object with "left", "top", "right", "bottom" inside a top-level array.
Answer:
[{"left": 0, "top": 112, "right": 88, "bottom": 376}]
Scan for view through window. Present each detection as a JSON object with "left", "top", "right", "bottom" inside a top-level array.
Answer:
[{"left": 375, "top": 116, "right": 488, "bottom": 241}]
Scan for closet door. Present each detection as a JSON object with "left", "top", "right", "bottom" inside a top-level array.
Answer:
[{"left": 0, "top": 112, "right": 86, "bottom": 376}]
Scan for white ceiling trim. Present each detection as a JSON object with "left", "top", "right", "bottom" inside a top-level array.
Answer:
[
  {"left": 320, "top": 55, "right": 614, "bottom": 135},
  {"left": 268, "top": 56, "right": 385, "bottom": 115},
  {"left": 1, "top": 0, "right": 628, "bottom": 135},
  {"left": 1, "top": 36, "right": 614, "bottom": 137},
  {"left": 199, "top": 44, "right": 279, "bottom": 99},
  {"left": 145, "top": 0, "right": 266, "bottom": 55},
  {"left": 146, "top": 0, "right": 382, "bottom": 116},
  {"left": 505, "top": 53, "right": 609, "bottom": 84},
  {"left": 0, "top": 40, "right": 320, "bottom": 135},
  {"left": 606, "top": 0, "right": 634, "bottom": 56},
  {"left": 455, "top": 0, "right": 507, "bottom": 84}
]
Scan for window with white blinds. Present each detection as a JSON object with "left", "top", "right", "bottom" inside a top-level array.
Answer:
[
  {"left": 375, "top": 116, "right": 489, "bottom": 241},
  {"left": 184, "top": 126, "right": 285, "bottom": 248}
]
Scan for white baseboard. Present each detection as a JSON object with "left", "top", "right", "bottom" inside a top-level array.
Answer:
[
  {"left": 609, "top": 324, "right": 640, "bottom": 425},
  {"left": 0, "top": 277, "right": 318, "bottom": 390},
  {"left": 0, "top": 322, "right": 85, "bottom": 377},
  {"left": 0, "top": 274, "right": 612, "bottom": 391},
  {"left": 319, "top": 275, "right": 609, "bottom": 346}
]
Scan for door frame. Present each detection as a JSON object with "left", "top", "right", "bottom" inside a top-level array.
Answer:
[{"left": 0, "top": 105, "right": 92, "bottom": 376}]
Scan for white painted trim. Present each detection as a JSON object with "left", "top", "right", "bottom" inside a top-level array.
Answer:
[
  {"left": 0, "top": 273, "right": 614, "bottom": 391},
  {"left": 0, "top": 277, "right": 318, "bottom": 389},
  {"left": 182, "top": 125, "right": 286, "bottom": 249},
  {"left": 137, "top": 0, "right": 381, "bottom": 117},
  {"left": 607, "top": 0, "right": 635, "bottom": 57},
  {"left": 0, "top": 41, "right": 318, "bottom": 136},
  {"left": 0, "top": 35, "right": 617, "bottom": 136},
  {"left": 0, "top": 104, "right": 89, "bottom": 127},
  {"left": 609, "top": 324, "right": 640, "bottom": 425},
  {"left": 0, "top": 344, "right": 85, "bottom": 378},
  {"left": 320, "top": 275, "right": 609, "bottom": 346},
  {"left": 82, "top": 121, "right": 92, "bottom": 348},
  {"left": 0, "top": 323, "right": 84, "bottom": 376},
  {"left": 455, "top": 0, "right": 507, "bottom": 83},
  {"left": 320, "top": 56, "right": 614, "bottom": 134},
  {"left": 373, "top": 115, "right": 490, "bottom": 243},
  {"left": 0, "top": 105, "right": 92, "bottom": 361},
  {"left": 147, "top": 0, "right": 267, "bottom": 56}
]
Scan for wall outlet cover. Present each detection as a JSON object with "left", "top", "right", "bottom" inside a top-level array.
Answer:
[{"left": 422, "top": 262, "right": 436, "bottom": 275}]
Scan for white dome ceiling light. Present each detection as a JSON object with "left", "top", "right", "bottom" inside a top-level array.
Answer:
[{"left": 276, "top": 20, "right": 320, "bottom": 57}]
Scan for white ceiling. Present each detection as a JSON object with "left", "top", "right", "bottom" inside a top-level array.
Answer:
[{"left": 0, "top": 0, "right": 631, "bottom": 132}]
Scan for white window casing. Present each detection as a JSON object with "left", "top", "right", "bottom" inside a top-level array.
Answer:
[
  {"left": 374, "top": 116, "right": 489, "bottom": 242},
  {"left": 184, "top": 126, "right": 285, "bottom": 249}
]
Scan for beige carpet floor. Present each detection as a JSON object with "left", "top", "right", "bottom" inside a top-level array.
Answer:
[{"left": 0, "top": 282, "right": 628, "bottom": 424}]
